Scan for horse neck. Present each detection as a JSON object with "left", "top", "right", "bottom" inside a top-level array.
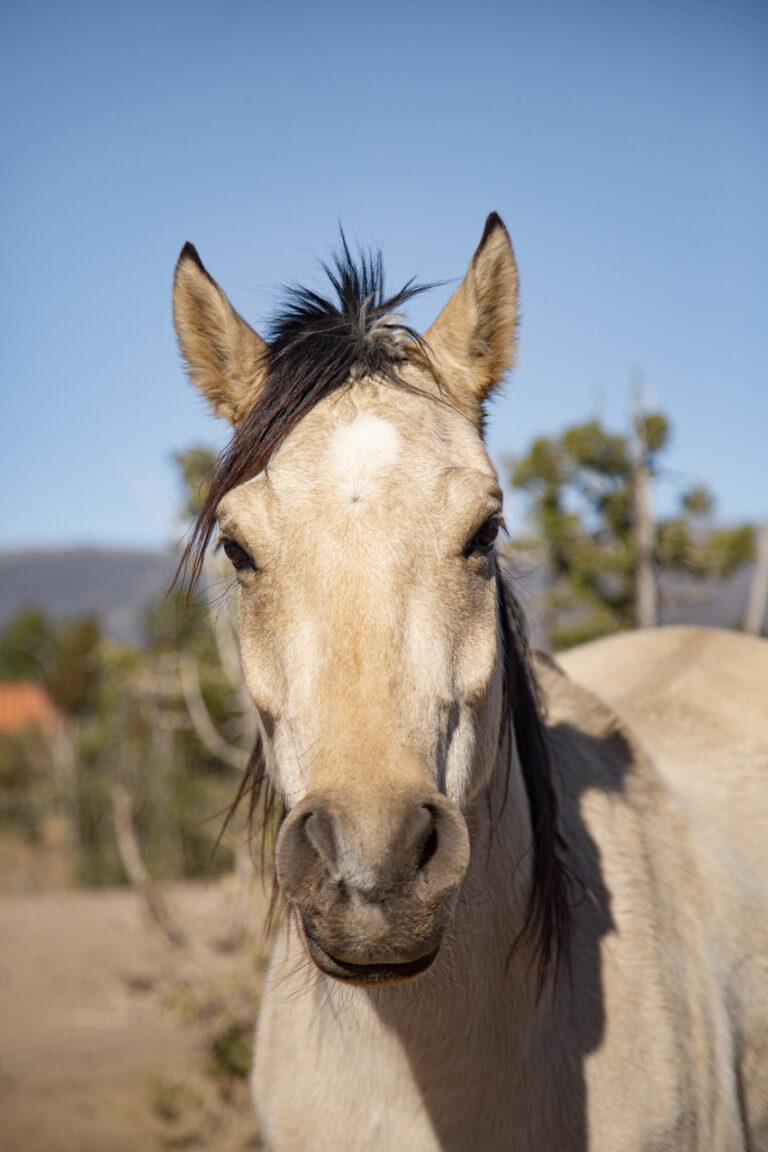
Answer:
[{"left": 458, "top": 725, "right": 539, "bottom": 982}]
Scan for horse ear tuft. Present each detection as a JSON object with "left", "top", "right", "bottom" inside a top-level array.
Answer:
[
  {"left": 423, "top": 213, "right": 519, "bottom": 426},
  {"left": 476, "top": 211, "right": 509, "bottom": 255},
  {"left": 178, "top": 241, "right": 211, "bottom": 278},
  {"left": 172, "top": 245, "right": 268, "bottom": 426}
]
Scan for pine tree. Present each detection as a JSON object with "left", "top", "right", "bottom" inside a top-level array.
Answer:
[{"left": 510, "top": 412, "right": 754, "bottom": 648}]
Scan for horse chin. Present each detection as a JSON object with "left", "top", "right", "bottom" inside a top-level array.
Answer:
[{"left": 300, "top": 920, "right": 441, "bottom": 987}]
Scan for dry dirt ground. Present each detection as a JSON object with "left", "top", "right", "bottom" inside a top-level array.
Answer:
[{"left": 0, "top": 880, "right": 271, "bottom": 1151}]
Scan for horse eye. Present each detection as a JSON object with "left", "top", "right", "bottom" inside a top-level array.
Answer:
[
  {"left": 221, "top": 536, "right": 255, "bottom": 572},
  {"left": 464, "top": 515, "right": 502, "bottom": 558}
]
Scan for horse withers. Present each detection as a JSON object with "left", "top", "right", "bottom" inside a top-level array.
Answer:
[{"left": 172, "top": 216, "right": 768, "bottom": 1151}]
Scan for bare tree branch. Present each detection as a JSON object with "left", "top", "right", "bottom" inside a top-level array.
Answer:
[
  {"left": 632, "top": 383, "right": 658, "bottom": 629},
  {"left": 744, "top": 522, "right": 768, "bottom": 636},
  {"left": 178, "top": 652, "right": 249, "bottom": 771},
  {"left": 111, "top": 783, "right": 187, "bottom": 949}
]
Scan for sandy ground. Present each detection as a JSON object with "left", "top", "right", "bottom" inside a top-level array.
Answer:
[{"left": 0, "top": 880, "right": 270, "bottom": 1151}]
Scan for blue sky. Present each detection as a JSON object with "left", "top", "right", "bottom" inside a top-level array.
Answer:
[{"left": 2, "top": 0, "right": 766, "bottom": 549}]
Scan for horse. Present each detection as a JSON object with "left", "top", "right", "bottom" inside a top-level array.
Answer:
[{"left": 172, "top": 215, "right": 768, "bottom": 1151}]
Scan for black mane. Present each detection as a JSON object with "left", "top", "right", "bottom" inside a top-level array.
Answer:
[{"left": 495, "top": 561, "right": 573, "bottom": 994}]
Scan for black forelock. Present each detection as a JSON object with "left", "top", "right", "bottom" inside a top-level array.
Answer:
[{"left": 267, "top": 230, "right": 433, "bottom": 379}]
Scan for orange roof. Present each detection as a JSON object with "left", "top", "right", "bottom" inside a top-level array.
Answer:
[{"left": 0, "top": 682, "right": 64, "bottom": 736}]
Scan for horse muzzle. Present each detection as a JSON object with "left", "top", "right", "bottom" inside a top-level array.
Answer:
[{"left": 275, "top": 790, "right": 470, "bottom": 986}]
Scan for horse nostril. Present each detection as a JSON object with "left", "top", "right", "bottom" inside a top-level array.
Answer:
[
  {"left": 304, "top": 809, "right": 338, "bottom": 873},
  {"left": 276, "top": 802, "right": 342, "bottom": 902},
  {"left": 416, "top": 806, "right": 439, "bottom": 871},
  {"left": 417, "top": 825, "right": 439, "bottom": 871}
]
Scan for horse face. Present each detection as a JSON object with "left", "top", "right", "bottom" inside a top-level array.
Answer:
[
  {"left": 218, "top": 397, "right": 500, "bottom": 981},
  {"left": 174, "top": 216, "right": 519, "bottom": 984}
]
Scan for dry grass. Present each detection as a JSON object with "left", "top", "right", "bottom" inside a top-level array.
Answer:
[{"left": 0, "top": 878, "right": 271, "bottom": 1151}]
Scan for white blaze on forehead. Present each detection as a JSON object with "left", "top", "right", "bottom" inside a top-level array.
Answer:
[{"left": 328, "top": 412, "right": 400, "bottom": 501}]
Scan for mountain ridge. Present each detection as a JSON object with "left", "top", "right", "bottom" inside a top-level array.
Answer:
[{"left": 0, "top": 548, "right": 178, "bottom": 646}]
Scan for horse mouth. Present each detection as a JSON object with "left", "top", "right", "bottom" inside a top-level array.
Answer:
[{"left": 301, "top": 920, "right": 441, "bottom": 986}]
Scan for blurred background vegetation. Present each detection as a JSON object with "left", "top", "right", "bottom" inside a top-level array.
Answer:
[
  {"left": 510, "top": 407, "right": 757, "bottom": 647},
  {"left": 0, "top": 447, "right": 259, "bottom": 910}
]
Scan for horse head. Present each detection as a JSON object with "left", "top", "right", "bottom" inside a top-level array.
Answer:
[{"left": 173, "top": 217, "right": 532, "bottom": 985}]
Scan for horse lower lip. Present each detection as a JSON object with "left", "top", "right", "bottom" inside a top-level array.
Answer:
[{"left": 301, "top": 923, "right": 440, "bottom": 984}]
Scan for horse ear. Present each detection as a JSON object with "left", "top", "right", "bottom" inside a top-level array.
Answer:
[
  {"left": 423, "top": 213, "right": 518, "bottom": 424},
  {"left": 172, "top": 243, "right": 269, "bottom": 425}
]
